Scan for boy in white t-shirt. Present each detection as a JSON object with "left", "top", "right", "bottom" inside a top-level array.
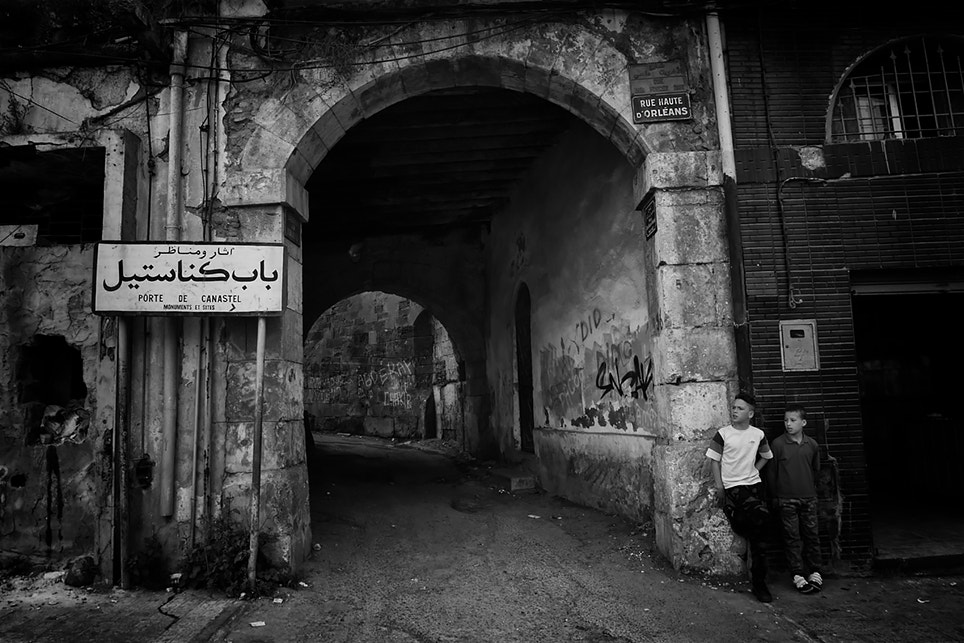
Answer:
[{"left": 706, "top": 392, "right": 774, "bottom": 602}]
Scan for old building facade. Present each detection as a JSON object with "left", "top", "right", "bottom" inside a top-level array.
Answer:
[
  {"left": 722, "top": 3, "right": 964, "bottom": 567},
  {"left": 1, "top": 0, "right": 958, "bottom": 583}
]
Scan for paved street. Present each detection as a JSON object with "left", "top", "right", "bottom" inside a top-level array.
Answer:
[{"left": 2, "top": 434, "right": 963, "bottom": 642}]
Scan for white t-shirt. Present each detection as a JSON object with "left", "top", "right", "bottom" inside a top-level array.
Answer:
[{"left": 705, "top": 424, "right": 772, "bottom": 489}]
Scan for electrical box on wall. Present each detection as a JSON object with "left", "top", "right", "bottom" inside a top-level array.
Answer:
[{"left": 779, "top": 320, "right": 820, "bottom": 371}]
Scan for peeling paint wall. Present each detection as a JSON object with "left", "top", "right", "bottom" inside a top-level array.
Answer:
[{"left": 487, "top": 120, "right": 656, "bottom": 520}]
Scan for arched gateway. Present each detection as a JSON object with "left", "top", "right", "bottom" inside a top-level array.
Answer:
[
  {"left": 0, "top": 7, "right": 737, "bottom": 580},
  {"left": 214, "top": 10, "right": 740, "bottom": 575}
]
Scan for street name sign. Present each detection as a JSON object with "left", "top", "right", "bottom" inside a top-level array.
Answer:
[{"left": 632, "top": 92, "right": 692, "bottom": 124}]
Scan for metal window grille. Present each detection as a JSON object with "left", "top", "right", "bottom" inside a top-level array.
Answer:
[{"left": 831, "top": 36, "right": 964, "bottom": 142}]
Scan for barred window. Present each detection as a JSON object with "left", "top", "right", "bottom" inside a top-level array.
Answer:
[{"left": 829, "top": 36, "right": 964, "bottom": 142}]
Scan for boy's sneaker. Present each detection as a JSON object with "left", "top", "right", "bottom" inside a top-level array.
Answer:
[
  {"left": 793, "top": 574, "right": 817, "bottom": 594},
  {"left": 807, "top": 572, "right": 823, "bottom": 591},
  {"left": 752, "top": 582, "right": 773, "bottom": 603}
]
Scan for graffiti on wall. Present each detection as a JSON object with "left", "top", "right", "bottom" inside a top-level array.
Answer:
[
  {"left": 595, "top": 354, "right": 654, "bottom": 401},
  {"left": 539, "top": 308, "right": 655, "bottom": 432},
  {"left": 539, "top": 348, "right": 583, "bottom": 417},
  {"left": 305, "top": 359, "right": 416, "bottom": 411}
]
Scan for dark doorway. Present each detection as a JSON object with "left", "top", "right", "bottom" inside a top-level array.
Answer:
[
  {"left": 424, "top": 393, "right": 437, "bottom": 440},
  {"left": 853, "top": 289, "right": 964, "bottom": 561},
  {"left": 515, "top": 284, "right": 534, "bottom": 453}
]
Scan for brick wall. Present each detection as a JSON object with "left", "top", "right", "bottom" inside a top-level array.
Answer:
[{"left": 723, "top": 5, "right": 964, "bottom": 566}]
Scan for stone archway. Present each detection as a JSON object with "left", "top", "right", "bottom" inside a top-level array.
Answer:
[{"left": 220, "top": 12, "right": 739, "bottom": 575}]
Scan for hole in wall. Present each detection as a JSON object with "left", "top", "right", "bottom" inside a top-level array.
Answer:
[{"left": 17, "top": 335, "right": 90, "bottom": 446}]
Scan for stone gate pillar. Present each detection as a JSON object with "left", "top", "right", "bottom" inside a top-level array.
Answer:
[
  {"left": 641, "top": 151, "right": 744, "bottom": 574},
  {"left": 213, "top": 169, "right": 312, "bottom": 571}
]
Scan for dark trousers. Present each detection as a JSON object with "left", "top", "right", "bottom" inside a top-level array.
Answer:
[
  {"left": 722, "top": 483, "right": 769, "bottom": 585},
  {"left": 777, "top": 497, "right": 822, "bottom": 576}
]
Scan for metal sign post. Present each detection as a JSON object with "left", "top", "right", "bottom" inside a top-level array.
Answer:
[{"left": 247, "top": 316, "right": 267, "bottom": 591}]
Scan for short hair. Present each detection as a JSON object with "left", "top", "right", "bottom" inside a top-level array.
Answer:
[
  {"left": 785, "top": 403, "right": 807, "bottom": 419},
  {"left": 734, "top": 392, "right": 756, "bottom": 408}
]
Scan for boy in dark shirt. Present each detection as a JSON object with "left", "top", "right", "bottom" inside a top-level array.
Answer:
[{"left": 768, "top": 404, "right": 824, "bottom": 594}]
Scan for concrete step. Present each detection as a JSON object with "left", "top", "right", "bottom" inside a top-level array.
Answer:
[{"left": 490, "top": 467, "right": 538, "bottom": 493}]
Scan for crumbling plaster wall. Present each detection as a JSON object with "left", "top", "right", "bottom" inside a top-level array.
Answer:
[
  {"left": 0, "top": 67, "right": 142, "bottom": 136},
  {"left": 0, "top": 246, "right": 107, "bottom": 558},
  {"left": 0, "top": 51, "right": 151, "bottom": 571}
]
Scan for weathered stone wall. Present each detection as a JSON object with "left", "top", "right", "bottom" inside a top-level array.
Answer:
[
  {"left": 304, "top": 292, "right": 425, "bottom": 439},
  {"left": 0, "top": 1, "right": 745, "bottom": 578},
  {"left": 487, "top": 120, "right": 657, "bottom": 520},
  {"left": 300, "top": 229, "right": 489, "bottom": 454},
  {"left": 0, "top": 246, "right": 105, "bottom": 559},
  {"left": 642, "top": 152, "right": 741, "bottom": 574},
  {"left": 303, "top": 292, "right": 466, "bottom": 443}
]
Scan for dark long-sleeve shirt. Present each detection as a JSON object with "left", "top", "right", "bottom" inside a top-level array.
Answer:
[{"left": 767, "top": 433, "right": 820, "bottom": 499}]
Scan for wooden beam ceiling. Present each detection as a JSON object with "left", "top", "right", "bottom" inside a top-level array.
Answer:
[{"left": 305, "top": 87, "right": 575, "bottom": 239}]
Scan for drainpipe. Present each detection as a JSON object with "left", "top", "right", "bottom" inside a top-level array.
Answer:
[
  {"left": 706, "top": 12, "right": 752, "bottom": 391},
  {"left": 161, "top": 30, "right": 187, "bottom": 518}
]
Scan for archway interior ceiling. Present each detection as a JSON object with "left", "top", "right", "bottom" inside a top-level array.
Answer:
[{"left": 304, "top": 87, "right": 580, "bottom": 242}]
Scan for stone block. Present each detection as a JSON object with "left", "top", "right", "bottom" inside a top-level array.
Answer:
[
  {"left": 499, "top": 58, "right": 528, "bottom": 93},
  {"left": 239, "top": 125, "right": 291, "bottom": 172},
  {"left": 396, "top": 62, "right": 434, "bottom": 97},
  {"left": 364, "top": 416, "right": 395, "bottom": 438},
  {"left": 328, "top": 90, "right": 364, "bottom": 132},
  {"left": 422, "top": 58, "right": 457, "bottom": 89},
  {"left": 220, "top": 170, "right": 308, "bottom": 222},
  {"left": 282, "top": 311, "right": 303, "bottom": 365},
  {"left": 222, "top": 419, "right": 301, "bottom": 474},
  {"left": 357, "top": 72, "right": 406, "bottom": 119},
  {"left": 609, "top": 122, "right": 645, "bottom": 169},
  {"left": 652, "top": 327, "right": 737, "bottom": 384},
  {"left": 455, "top": 55, "right": 503, "bottom": 88},
  {"left": 652, "top": 442, "right": 744, "bottom": 573},
  {"left": 642, "top": 151, "right": 723, "bottom": 193},
  {"left": 225, "top": 358, "right": 303, "bottom": 423},
  {"left": 262, "top": 310, "right": 301, "bottom": 363},
  {"left": 547, "top": 73, "right": 577, "bottom": 114},
  {"left": 651, "top": 381, "right": 730, "bottom": 442},
  {"left": 220, "top": 464, "right": 311, "bottom": 571},
  {"left": 308, "top": 108, "right": 347, "bottom": 152},
  {"left": 285, "top": 255, "right": 303, "bottom": 315},
  {"left": 655, "top": 263, "right": 732, "bottom": 329},
  {"left": 651, "top": 188, "right": 727, "bottom": 265},
  {"left": 231, "top": 205, "right": 285, "bottom": 243},
  {"left": 599, "top": 81, "right": 633, "bottom": 134},
  {"left": 253, "top": 96, "right": 311, "bottom": 148}
]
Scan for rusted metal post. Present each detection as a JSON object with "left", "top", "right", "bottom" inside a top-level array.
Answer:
[
  {"left": 247, "top": 316, "right": 267, "bottom": 591},
  {"left": 114, "top": 316, "right": 130, "bottom": 587}
]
